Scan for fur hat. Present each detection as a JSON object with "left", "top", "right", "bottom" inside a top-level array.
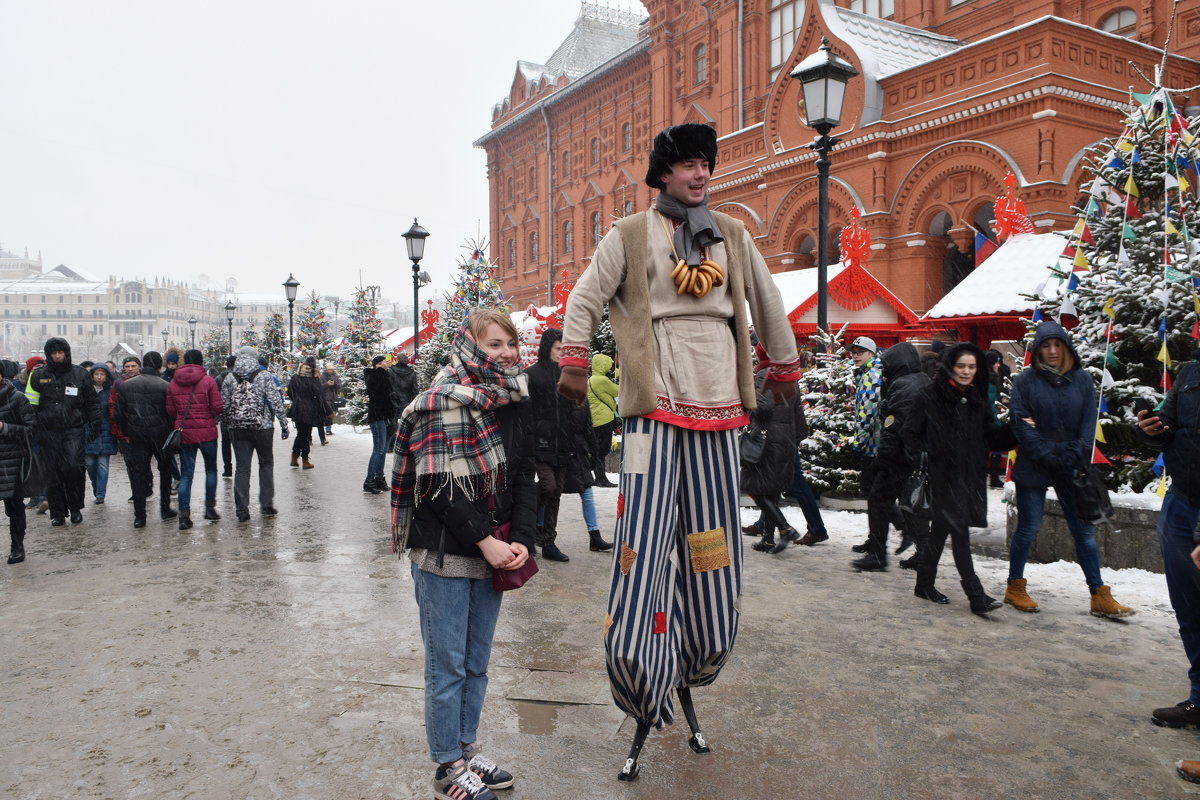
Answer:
[
  {"left": 304, "top": 356, "right": 317, "bottom": 369},
  {"left": 644, "top": 123, "right": 718, "bottom": 190}
]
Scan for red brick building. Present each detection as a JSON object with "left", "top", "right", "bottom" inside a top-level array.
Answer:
[{"left": 474, "top": 0, "right": 1200, "bottom": 317}]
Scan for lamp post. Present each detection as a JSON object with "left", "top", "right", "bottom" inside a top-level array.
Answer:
[
  {"left": 402, "top": 218, "right": 430, "bottom": 362},
  {"left": 188, "top": 316, "right": 198, "bottom": 349},
  {"left": 283, "top": 274, "right": 300, "bottom": 353},
  {"left": 791, "top": 37, "right": 858, "bottom": 334},
  {"left": 161, "top": 329, "right": 168, "bottom": 353},
  {"left": 224, "top": 301, "right": 237, "bottom": 357}
]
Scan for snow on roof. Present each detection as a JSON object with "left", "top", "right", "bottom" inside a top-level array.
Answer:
[
  {"left": 923, "top": 232, "right": 1068, "bottom": 320},
  {"left": 831, "top": 6, "right": 961, "bottom": 79},
  {"left": 773, "top": 263, "right": 848, "bottom": 310},
  {"left": 544, "top": 3, "right": 642, "bottom": 79}
]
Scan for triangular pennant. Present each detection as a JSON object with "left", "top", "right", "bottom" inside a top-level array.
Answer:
[
  {"left": 1091, "top": 444, "right": 1111, "bottom": 465},
  {"left": 1086, "top": 197, "right": 1102, "bottom": 216},
  {"left": 1157, "top": 473, "right": 1169, "bottom": 498},
  {"left": 1125, "top": 198, "right": 1143, "bottom": 219},
  {"left": 1167, "top": 265, "right": 1190, "bottom": 282},
  {"left": 1162, "top": 370, "right": 1173, "bottom": 390},
  {"left": 1104, "top": 349, "right": 1121, "bottom": 369},
  {"left": 1059, "top": 295, "right": 1077, "bottom": 317},
  {"left": 1158, "top": 341, "right": 1171, "bottom": 364},
  {"left": 1090, "top": 175, "right": 1108, "bottom": 197},
  {"left": 1102, "top": 297, "right": 1116, "bottom": 319},
  {"left": 1072, "top": 249, "right": 1090, "bottom": 271},
  {"left": 1192, "top": 319, "right": 1200, "bottom": 340},
  {"left": 1061, "top": 244, "right": 1077, "bottom": 259},
  {"left": 1124, "top": 173, "right": 1139, "bottom": 197},
  {"left": 1067, "top": 273, "right": 1080, "bottom": 292},
  {"left": 1183, "top": 173, "right": 1192, "bottom": 192},
  {"left": 1159, "top": 288, "right": 1173, "bottom": 307},
  {"left": 1132, "top": 90, "right": 1155, "bottom": 105},
  {"left": 1122, "top": 223, "right": 1137, "bottom": 241},
  {"left": 1081, "top": 224, "right": 1095, "bottom": 245},
  {"left": 1098, "top": 395, "right": 1109, "bottom": 414},
  {"left": 1102, "top": 368, "right": 1116, "bottom": 388},
  {"left": 1159, "top": 318, "right": 1168, "bottom": 338},
  {"left": 1031, "top": 308, "right": 1043, "bottom": 323},
  {"left": 1166, "top": 172, "right": 1180, "bottom": 190},
  {"left": 1167, "top": 218, "right": 1180, "bottom": 235},
  {"left": 1095, "top": 422, "right": 1106, "bottom": 444},
  {"left": 1023, "top": 350, "right": 1032, "bottom": 367},
  {"left": 1153, "top": 452, "right": 1165, "bottom": 477}
]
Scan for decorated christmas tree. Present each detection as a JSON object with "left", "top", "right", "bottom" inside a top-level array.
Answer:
[
  {"left": 414, "top": 242, "right": 509, "bottom": 389},
  {"left": 200, "top": 327, "right": 230, "bottom": 368},
  {"left": 1028, "top": 85, "right": 1200, "bottom": 492},
  {"left": 260, "top": 312, "right": 287, "bottom": 367},
  {"left": 239, "top": 323, "right": 260, "bottom": 350},
  {"left": 797, "top": 326, "right": 862, "bottom": 495},
  {"left": 340, "top": 288, "right": 387, "bottom": 425},
  {"left": 296, "top": 292, "right": 333, "bottom": 357}
]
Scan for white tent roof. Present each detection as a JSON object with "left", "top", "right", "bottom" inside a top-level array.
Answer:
[
  {"left": 923, "top": 232, "right": 1068, "bottom": 319},
  {"left": 771, "top": 262, "right": 848, "bottom": 309}
]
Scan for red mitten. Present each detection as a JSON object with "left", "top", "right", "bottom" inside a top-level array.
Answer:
[
  {"left": 762, "top": 375, "right": 797, "bottom": 403},
  {"left": 557, "top": 365, "right": 589, "bottom": 403}
]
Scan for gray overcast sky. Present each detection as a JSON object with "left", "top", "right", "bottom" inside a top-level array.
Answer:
[{"left": 1, "top": 1, "right": 642, "bottom": 305}]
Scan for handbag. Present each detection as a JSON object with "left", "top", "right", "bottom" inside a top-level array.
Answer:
[
  {"left": 1070, "top": 465, "right": 1113, "bottom": 524},
  {"left": 490, "top": 520, "right": 539, "bottom": 591},
  {"left": 162, "top": 385, "right": 199, "bottom": 456},
  {"left": 899, "top": 452, "right": 932, "bottom": 519},
  {"left": 739, "top": 424, "right": 767, "bottom": 466}
]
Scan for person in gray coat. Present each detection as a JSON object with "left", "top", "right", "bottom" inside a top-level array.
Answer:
[{"left": 221, "top": 346, "right": 289, "bottom": 522}]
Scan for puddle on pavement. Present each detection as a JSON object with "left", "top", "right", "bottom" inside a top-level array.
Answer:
[{"left": 512, "top": 700, "right": 561, "bottom": 735}]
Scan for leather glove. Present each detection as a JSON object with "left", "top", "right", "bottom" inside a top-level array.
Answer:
[
  {"left": 280, "top": 425, "right": 290, "bottom": 440},
  {"left": 557, "top": 365, "right": 588, "bottom": 404},
  {"left": 762, "top": 375, "right": 797, "bottom": 403}
]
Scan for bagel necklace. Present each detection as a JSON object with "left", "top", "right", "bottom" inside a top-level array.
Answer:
[{"left": 659, "top": 214, "right": 725, "bottom": 297}]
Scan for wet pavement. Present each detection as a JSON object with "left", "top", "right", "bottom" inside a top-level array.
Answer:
[{"left": 2, "top": 426, "right": 1197, "bottom": 799}]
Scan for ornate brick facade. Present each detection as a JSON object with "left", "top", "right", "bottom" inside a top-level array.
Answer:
[{"left": 476, "top": 0, "right": 1200, "bottom": 314}]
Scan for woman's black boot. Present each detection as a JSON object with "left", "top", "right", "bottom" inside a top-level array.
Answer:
[
  {"left": 751, "top": 532, "right": 776, "bottom": 552},
  {"left": 7, "top": 531, "right": 25, "bottom": 564}
]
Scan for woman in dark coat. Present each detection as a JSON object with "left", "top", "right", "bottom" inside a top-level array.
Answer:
[
  {"left": 0, "top": 361, "right": 35, "bottom": 563},
  {"left": 911, "top": 342, "right": 1009, "bottom": 613},
  {"left": 741, "top": 344, "right": 804, "bottom": 554},
  {"left": 362, "top": 355, "right": 395, "bottom": 494},
  {"left": 391, "top": 310, "right": 534, "bottom": 799},
  {"left": 287, "top": 356, "right": 330, "bottom": 469},
  {"left": 525, "top": 327, "right": 576, "bottom": 561},
  {"left": 83, "top": 364, "right": 117, "bottom": 504}
]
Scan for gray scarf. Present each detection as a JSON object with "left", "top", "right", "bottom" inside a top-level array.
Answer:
[{"left": 655, "top": 194, "right": 724, "bottom": 267}]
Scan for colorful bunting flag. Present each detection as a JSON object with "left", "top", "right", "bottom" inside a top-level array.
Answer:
[
  {"left": 1059, "top": 296, "right": 1077, "bottom": 317},
  {"left": 1124, "top": 173, "right": 1139, "bottom": 197},
  {"left": 1152, "top": 453, "right": 1165, "bottom": 477},
  {"left": 1072, "top": 249, "right": 1089, "bottom": 271},
  {"left": 1091, "top": 445, "right": 1111, "bottom": 466},
  {"left": 1157, "top": 474, "right": 1169, "bottom": 498},
  {"left": 1102, "top": 297, "right": 1116, "bottom": 319},
  {"left": 1095, "top": 422, "right": 1106, "bottom": 444},
  {"left": 1099, "top": 396, "right": 1109, "bottom": 414}
]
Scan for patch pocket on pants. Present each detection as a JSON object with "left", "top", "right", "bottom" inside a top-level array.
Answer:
[
  {"left": 623, "top": 432, "right": 652, "bottom": 474},
  {"left": 688, "top": 527, "right": 730, "bottom": 573}
]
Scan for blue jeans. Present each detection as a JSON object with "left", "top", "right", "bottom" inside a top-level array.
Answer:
[
  {"left": 790, "top": 453, "right": 826, "bottom": 535},
  {"left": 84, "top": 453, "right": 110, "bottom": 500},
  {"left": 1009, "top": 483, "right": 1103, "bottom": 590},
  {"left": 536, "top": 485, "right": 599, "bottom": 531},
  {"left": 1158, "top": 490, "right": 1200, "bottom": 704},
  {"left": 178, "top": 440, "right": 218, "bottom": 512},
  {"left": 368, "top": 420, "right": 388, "bottom": 481},
  {"left": 410, "top": 562, "right": 503, "bottom": 764}
]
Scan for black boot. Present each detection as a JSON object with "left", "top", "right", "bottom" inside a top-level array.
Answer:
[
  {"left": 851, "top": 538, "right": 871, "bottom": 553},
  {"left": 962, "top": 576, "right": 1002, "bottom": 615},
  {"left": 160, "top": 499, "right": 177, "bottom": 521},
  {"left": 133, "top": 496, "right": 147, "bottom": 529},
  {"left": 7, "top": 531, "right": 25, "bottom": 564},
  {"left": 203, "top": 501, "right": 220, "bottom": 521},
  {"left": 678, "top": 687, "right": 711, "bottom": 753},
  {"left": 852, "top": 552, "right": 887, "bottom": 571},
  {"left": 178, "top": 511, "right": 193, "bottom": 531},
  {"left": 363, "top": 478, "right": 381, "bottom": 495},
  {"left": 588, "top": 529, "right": 613, "bottom": 552},
  {"left": 769, "top": 527, "right": 801, "bottom": 554},
  {"left": 618, "top": 720, "right": 652, "bottom": 781},
  {"left": 752, "top": 531, "right": 777, "bottom": 552},
  {"left": 915, "top": 585, "right": 949, "bottom": 604}
]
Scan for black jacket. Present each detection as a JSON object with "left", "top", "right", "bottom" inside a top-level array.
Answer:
[
  {"left": 1138, "top": 359, "right": 1200, "bottom": 508},
  {"left": 115, "top": 368, "right": 171, "bottom": 445},
  {"left": 25, "top": 338, "right": 99, "bottom": 433},
  {"left": 1009, "top": 321, "right": 1096, "bottom": 489},
  {"left": 363, "top": 366, "right": 395, "bottom": 424},
  {"left": 914, "top": 343, "right": 1011, "bottom": 531},
  {"left": 741, "top": 369, "right": 804, "bottom": 496},
  {"left": 387, "top": 361, "right": 418, "bottom": 418},
  {"left": 0, "top": 381, "right": 35, "bottom": 499},
  {"left": 408, "top": 400, "right": 537, "bottom": 560},
  {"left": 876, "top": 342, "right": 931, "bottom": 471},
  {"left": 287, "top": 364, "right": 330, "bottom": 426},
  {"left": 526, "top": 329, "right": 576, "bottom": 466}
]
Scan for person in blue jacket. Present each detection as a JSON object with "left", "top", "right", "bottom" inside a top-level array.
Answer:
[
  {"left": 1005, "top": 320, "right": 1132, "bottom": 618},
  {"left": 83, "top": 364, "right": 118, "bottom": 504}
]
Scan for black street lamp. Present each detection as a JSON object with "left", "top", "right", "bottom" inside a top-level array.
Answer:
[
  {"left": 403, "top": 219, "right": 431, "bottom": 362},
  {"left": 188, "top": 316, "right": 198, "bottom": 349},
  {"left": 224, "top": 300, "right": 237, "bottom": 357},
  {"left": 791, "top": 37, "right": 858, "bottom": 334},
  {"left": 283, "top": 274, "right": 301, "bottom": 353},
  {"left": 161, "top": 329, "right": 169, "bottom": 353}
]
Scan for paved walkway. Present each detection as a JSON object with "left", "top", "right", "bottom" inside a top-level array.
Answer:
[{"left": 1, "top": 426, "right": 1196, "bottom": 799}]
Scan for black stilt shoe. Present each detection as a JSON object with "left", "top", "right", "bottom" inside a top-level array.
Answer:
[
  {"left": 678, "top": 687, "right": 711, "bottom": 753},
  {"left": 618, "top": 720, "right": 652, "bottom": 781}
]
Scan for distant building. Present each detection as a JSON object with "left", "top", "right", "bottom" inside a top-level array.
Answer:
[{"left": 475, "top": 0, "right": 1200, "bottom": 315}]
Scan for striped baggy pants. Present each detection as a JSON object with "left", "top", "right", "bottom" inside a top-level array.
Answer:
[{"left": 603, "top": 416, "right": 742, "bottom": 728}]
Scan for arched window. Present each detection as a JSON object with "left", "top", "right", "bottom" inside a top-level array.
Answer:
[
  {"left": 591, "top": 137, "right": 600, "bottom": 166},
  {"left": 591, "top": 211, "right": 603, "bottom": 246},
  {"left": 561, "top": 150, "right": 570, "bottom": 179},
  {"left": 529, "top": 231, "right": 539, "bottom": 264},
  {"left": 797, "top": 234, "right": 816, "bottom": 268},
  {"left": 529, "top": 165, "right": 537, "bottom": 197},
  {"left": 693, "top": 44, "right": 707, "bottom": 85},
  {"left": 623, "top": 200, "right": 634, "bottom": 217},
  {"left": 1100, "top": 8, "right": 1136, "bottom": 37},
  {"left": 507, "top": 239, "right": 516, "bottom": 269},
  {"left": 622, "top": 122, "right": 632, "bottom": 152},
  {"left": 928, "top": 211, "right": 953, "bottom": 238},
  {"left": 562, "top": 220, "right": 573, "bottom": 253}
]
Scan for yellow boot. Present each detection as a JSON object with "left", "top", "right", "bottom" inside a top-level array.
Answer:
[
  {"left": 1003, "top": 578, "right": 1039, "bottom": 613},
  {"left": 1090, "top": 585, "right": 1134, "bottom": 619}
]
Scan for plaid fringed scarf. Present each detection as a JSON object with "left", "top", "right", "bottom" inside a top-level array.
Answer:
[{"left": 390, "top": 325, "right": 528, "bottom": 555}]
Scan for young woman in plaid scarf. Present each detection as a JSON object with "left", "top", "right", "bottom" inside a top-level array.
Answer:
[{"left": 390, "top": 309, "right": 536, "bottom": 800}]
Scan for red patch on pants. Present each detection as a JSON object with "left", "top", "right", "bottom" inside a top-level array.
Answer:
[
  {"left": 653, "top": 611, "right": 666, "bottom": 634},
  {"left": 617, "top": 492, "right": 624, "bottom": 518}
]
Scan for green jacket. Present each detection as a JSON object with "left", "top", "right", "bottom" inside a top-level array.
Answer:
[{"left": 587, "top": 353, "right": 620, "bottom": 427}]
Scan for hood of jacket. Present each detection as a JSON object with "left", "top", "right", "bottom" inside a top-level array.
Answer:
[
  {"left": 880, "top": 342, "right": 921, "bottom": 382},
  {"left": 937, "top": 342, "right": 990, "bottom": 397},
  {"left": 537, "top": 328, "right": 563, "bottom": 365},
  {"left": 388, "top": 360, "right": 413, "bottom": 378},
  {"left": 0, "top": 359, "right": 18, "bottom": 381},
  {"left": 1029, "top": 320, "right": 1082, "bottom": 372},
  {"left": 591, "top": 353, "right": 614, "bottom": 377},
  {"left": 171, "top": 363, "right": 208, "bottom": 387},
  {"left": 297, "top": 363, "right": 318, "bottom": 378},
  {"left": 43, "top": 336, "right": 72, "bottom": 373},
  {"left": 232, "top": 346, "right": 262, "bottom": 379},
  {"left": 89, "top": 363, "right": 114, "bottom": 389}
]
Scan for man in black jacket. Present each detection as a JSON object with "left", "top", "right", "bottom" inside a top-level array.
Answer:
[
  {"left": 115, "top": 351, "right": 177, "bottom": 527},
  {"left": 853, "top": 342, "right": 931, "bottom": 572},
  {"left": 387, "top": 353, "right": 418, "bottom": 423},
  {"left": 24, "top": 337, "right": 99, "bottom": 526},
  {"left": 526, "top": 328, "right": 575, "bottom": 562},
  {"left": 1138, "top": 358, "right": 1200, "bottom": 731}
]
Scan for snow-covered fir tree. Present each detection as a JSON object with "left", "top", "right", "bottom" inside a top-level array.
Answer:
[
  {"left": 200, "top": 327, "right": 230, "bottom": 368},
  {"left": 797, "top": 327, "right": 862, "bottom": 495},
  {"left": 260, "top": 312, "right": 287, "bottom": 367},
  {"left": 1029, "top": 88, "right": 1200, "bottom": 491},
  {"left": 296, "top": 292, "right": 332, "bottom": 356},
  {"left": 240, "top": 323, "right": 260, "bottom": 350},
  {"left": 414, "top": 243, "right": 509, "bottom": 389},
  {"left": 340, "top": 288, "right": 386, "bottom": 425}
]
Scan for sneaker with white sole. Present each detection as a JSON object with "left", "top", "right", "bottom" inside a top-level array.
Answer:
[
  {"left": 463, "top": 742, "right": 514, "bottom": 790},
  {"left": 433, "top": 762, "right": 496, "bottom": 800}
]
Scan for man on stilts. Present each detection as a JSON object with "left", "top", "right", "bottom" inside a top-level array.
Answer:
[{"left": 557, "top": 122, "right": 800, "bottom": 780}]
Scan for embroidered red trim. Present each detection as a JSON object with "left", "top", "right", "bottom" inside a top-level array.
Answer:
[{"left": 559, "top": 344, "right": 590, "bottom": 370}]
